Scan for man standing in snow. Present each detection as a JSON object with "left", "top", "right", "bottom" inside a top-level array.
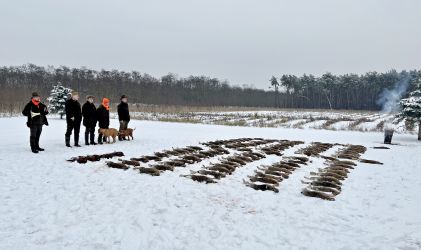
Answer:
[
  {"left": 96, "top": 98, "right": 110, "bottom": 145},
  {"left": 82, "top": 95, "right": 97, "bottom": 145},
  {"left": 117, "top": 95, "right": 130, "bottom": 141},
  {"left": 65, "top": 91, "right": 82, "bottom": 147},
  {"left": 22, "top": 92, "right": 49, "bottom": 153}
]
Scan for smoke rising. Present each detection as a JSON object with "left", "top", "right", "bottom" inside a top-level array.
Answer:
[{"left": 376, "top": 77, "right": 411, "bottom": 113}]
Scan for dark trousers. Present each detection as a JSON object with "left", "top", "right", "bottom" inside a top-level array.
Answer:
[
  {"left": 30, "top": 125, "right": 43, "bottom": 149},
  {"left": 119, "top": 120, "right": 129, "bottom": 131},
  {"left": 65, "top": 120, "right": 81, "bottom": 143},
  {"left": 84, "top": 126, "right": 95, "bottom": 144}
]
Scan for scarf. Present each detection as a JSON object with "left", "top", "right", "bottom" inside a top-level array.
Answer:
[
  {"left": 102, "top": 98, "right": 110, "bottom": 111},
  {"left": 32, "top": 98, "right": 40, "bottom": 108}
]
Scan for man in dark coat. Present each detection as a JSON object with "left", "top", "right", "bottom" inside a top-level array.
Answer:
[
  {"left": 65, "top": 91, "right": 82, "bottom": 147},
  {"left": 117, "top": 95, "right": 130, "bottom": 141},
  {"left": 82, "top": 95, "right": 97, "bottom": 145},
  {"left": 22, "top": 92, "right": 49, "bottom": 153},
  {"left": 96, "top": 98, "right": 110, "bottom": 145}
]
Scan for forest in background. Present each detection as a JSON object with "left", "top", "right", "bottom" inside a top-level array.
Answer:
[{"left": 0, "top": 64, "right": 420, "bottom": 113}]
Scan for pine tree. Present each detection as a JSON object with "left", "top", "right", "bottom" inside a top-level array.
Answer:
[
  {"left": 395, "top": 83, "right": 421, "bottom": 140},
  {"left": 47, "top": 83, "right": 72, "bottom": 119}
]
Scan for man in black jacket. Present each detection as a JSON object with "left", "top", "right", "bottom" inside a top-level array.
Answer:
[
  {"left": 82, "top": 95, "right": 97, "bottom": 145},
  {"left": 117, "top": 95, "right": 130, "bottom": 141},
  {"left": 96, "top": 98, "right": 110, "bottom": 145},
  {"left": 22, "top": 92, "right": 49, "bottom": 153},
  {"left": 65, "top": 91, "right": 82, "bottom": 147}
]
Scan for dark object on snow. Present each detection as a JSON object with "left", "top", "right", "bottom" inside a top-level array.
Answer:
[
  {"left": 384, "top": 129, "right": 394, "bottom": 144},
  {"left": 119, "top": 159, "right": 140, "bottom": 166},
  {"left": 301, "top": 187, "right": 335, "bottom": 201},
  {"left": 106, "top": 161, "right": 129, "bottom": 170},
  {"left": 138, "top": 167, "right": 160, "bottom": 176},
  {"left": 182, "top": 174, "right": 217, "bottom": 184},
  {"left": 359, "top": 159, "right": 384, "bottom": 165},
  {"left": 243, "top": 179, "right": 279, "bottom": 193},
  {"left": 373, "top": 146, "right": 390, "bottom": 149},
  {"left": 152, "top": 164, "right": 174, "bottom": 171},
  {"left": 87, "top": 155, "right": 101, "bottom": 161},
  {"left": 67, "top": 151, "right": 125, "bottom": 163}
]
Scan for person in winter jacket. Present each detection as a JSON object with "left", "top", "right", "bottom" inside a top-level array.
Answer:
[
  {"left": 96, "top": 98, "right": 110, "bottom": 145},
  {"left": 117, "top": 95, "right": 130, "bottom": 141},
  {"left": 82, "top": 95, "right": 97, "bottom": 145},
  {"left": 65, "top": 91, "right": 82, "bottom": 147},
  {"left": 22, "top": 92, "right": 49, "bottom": 153}
]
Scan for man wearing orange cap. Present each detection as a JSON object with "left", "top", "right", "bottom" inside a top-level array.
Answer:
[{"left": 96, "top": 98, "right": 110, "bottom": 144}]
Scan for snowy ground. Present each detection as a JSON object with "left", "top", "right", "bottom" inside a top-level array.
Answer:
[
  {"left": 1, "top": 117, "right": 421, "bottom": 250},
  {"left": 129, "top": 110, "right": 417, "bottom": 134}
]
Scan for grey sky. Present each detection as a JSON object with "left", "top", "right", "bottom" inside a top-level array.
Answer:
[{"left": 1, "top": 0, "right": 420, "bottom": 89}]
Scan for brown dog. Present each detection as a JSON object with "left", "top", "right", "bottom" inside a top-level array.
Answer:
[
  {"left": 98, "top": 128, "right": 119, "bottom": 143},
  {"left": 119, "top": 128, "right": 135, "bottom": 140}
]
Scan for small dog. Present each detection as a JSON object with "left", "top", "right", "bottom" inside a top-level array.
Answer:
[
  {"left": 98, "top": 128, "right": 119, "bottom": 143},
  {"left": 119, "top": 128, "right": 135, "bottom": 140}
]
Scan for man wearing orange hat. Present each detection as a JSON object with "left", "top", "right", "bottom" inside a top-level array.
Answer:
[{"left": 96, "top": 98, "right": 110, "bottom": 144}]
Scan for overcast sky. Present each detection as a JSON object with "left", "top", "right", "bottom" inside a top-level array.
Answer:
[{"left": 1, "top": 0, "right": 420, "bottom": 88}]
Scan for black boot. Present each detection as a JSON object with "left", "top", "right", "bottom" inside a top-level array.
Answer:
[
  {"left": 85, "top": 131, "right": 90, "bottom": 146},
  {"left": 30, "top": 137, "right": 39, "bottom": 153},
  {"left": 90, "top": 131, "right": 97, "bottom": 145},
  {"left": 74, "top": 134, "right": 81, "bottom": 147},
  {"left": 35, "top": 137, "right": 44, "bottom": 151},
  {"left": 98, "top": 134, "right": 103, "bottom": 145},
  {"left": 65, "top": 136, "right": 72, "bottom": 147}
]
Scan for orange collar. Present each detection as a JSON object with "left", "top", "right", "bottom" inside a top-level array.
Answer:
[{"left": 102, "top": 98, "right": 110, "bottom": 110}]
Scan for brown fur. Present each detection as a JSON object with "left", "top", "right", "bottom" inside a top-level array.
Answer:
[
  {"left": 119, "top": 159, "right": 140, "bottom": 166},
  {"left": 261, "top": 169, "right": 289, "bottom": 179},
  {"left": 195, "top": 170, "right": 226, "bottom": 179},
  {"left": 301, "top": 187, "right": 335, "bottom": 201},
  {"left": 98, "top": 128, "right": 119, "bottom": 143},
  {"left": 254, "top": 171, "right": 283, "bottom": 181},
  {"left": 106, "top": 161, "right": 129, "bottom": 170},
  {"left": 153, "top": 164, "right": 174, "bottom": 171},
  {"left": 243, "top": 180, "right": 279, "bottom": 193},
  {"left": 248, "top": 176, "right": 279, "bottom": 186},
  {"left": 138, "top": 167, "right": 160, "bottom": 176},
  {"left": 207, "top": 166, "right": 232, "bottom": 174},
  {"left": 309, "top": 185, "right": 341, "bottom": 196},
  {"left": 183, "top": 174, "right": 216, "bottom": 184},
  {"left": 118, "top": 128, "right": 135, "bottom": 140}
]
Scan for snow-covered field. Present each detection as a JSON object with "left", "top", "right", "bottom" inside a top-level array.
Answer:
[
  {"left": 1, "top": 116, "right": 421, "bottom": 249},
  {"left": 128, "top": 110, "right": 417, "bottom": 134}
]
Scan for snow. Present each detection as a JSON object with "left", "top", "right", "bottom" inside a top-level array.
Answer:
[{"left": 1, "top": 117, "right": 421, "bottom": 249}]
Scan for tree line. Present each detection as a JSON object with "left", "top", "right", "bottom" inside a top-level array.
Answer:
[{"left": 0, "top": 64, "right": 420, "bottom": 112}]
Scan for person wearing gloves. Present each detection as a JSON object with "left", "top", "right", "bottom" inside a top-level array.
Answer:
[
  {"left": 22, "top": 92, "right": 49, "bottom": 153},
  {"left": 65, "top": 91, "right": 82, "bottom": 147}
]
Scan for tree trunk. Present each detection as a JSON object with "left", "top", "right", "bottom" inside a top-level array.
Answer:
[{"left": 418, "top": 122, "right": 421, "bottom": 141}]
